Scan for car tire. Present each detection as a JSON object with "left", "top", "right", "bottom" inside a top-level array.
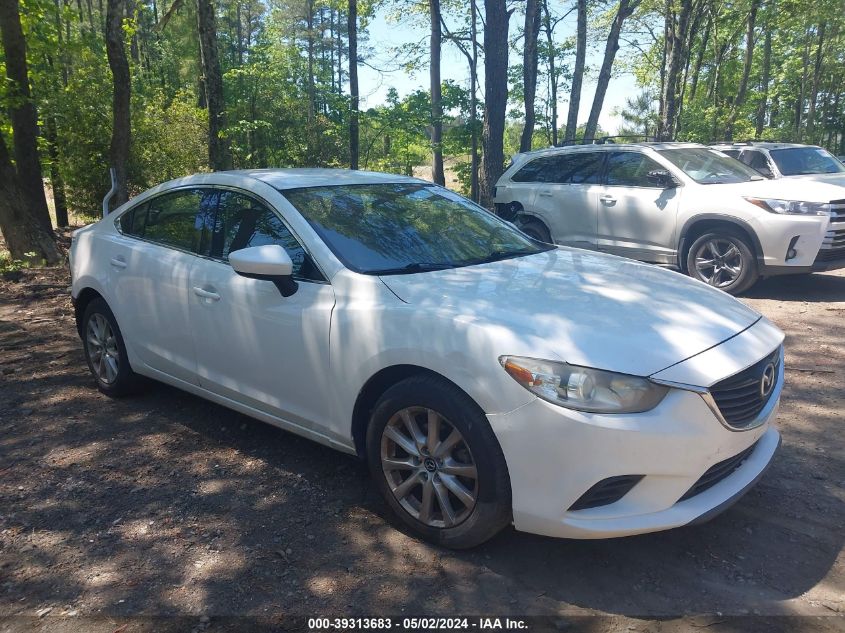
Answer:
[
  {"left": 366, "top": 375, "right": 512, "bottom": 549},
  {"left": 518, "top": 218, "right": 552, "bottom": 244},
  {"left": 686, "top": 229, "right": 759, "bottom": 295},
  {"left": 81, "top": 298, "right": 140, "bottom": 397}
]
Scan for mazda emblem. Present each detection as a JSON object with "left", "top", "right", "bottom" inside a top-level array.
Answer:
[{"left": 760, "top": 362, "right": 776, "bottom": 398}]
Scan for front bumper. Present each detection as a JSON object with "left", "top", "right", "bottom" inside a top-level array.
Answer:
[
  {"left": 488, "top": 321, "right": 784, "bottom": 540},
  {"left": 753, "top": 205, "right": 845, "bottom": 275}
]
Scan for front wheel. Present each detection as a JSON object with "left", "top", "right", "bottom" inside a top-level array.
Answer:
[
  {"left": 686, "top": 230, "right": 759, "bottom": 295},
  {"left": 366, "top": 375, "right": 512, "bottom": 549}
]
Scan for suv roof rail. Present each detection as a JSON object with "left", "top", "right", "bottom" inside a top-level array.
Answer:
[{"left": 555, "top": 134, "right": 658, "bottom": 147}]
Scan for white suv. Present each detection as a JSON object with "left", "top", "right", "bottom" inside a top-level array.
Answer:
[
  {"left": 493, "top": 142, "right": 845, "bottom": 294},
  {"left": 711, "top": 142, "right": 845, "bottom": 184}
]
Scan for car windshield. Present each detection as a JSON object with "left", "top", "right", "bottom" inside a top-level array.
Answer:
[
  {"left": 282, "top": 183, "right": 553, "bottom": 275},
  {"left": 658, "top": 148, "right": 764, "bottom": 184},
  {"left": 769, "top": 147, "right": 845, "bottom": 176}
]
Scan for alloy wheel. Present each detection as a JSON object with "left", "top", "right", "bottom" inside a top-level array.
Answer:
[
  {"left": 380, "top": 406, "right": 478, "bottom": 528},
  {"left": 693, "top": 238, "right": 743, "bottom": 287},
  {"left": 86, "top": 313, "right": 119, "bottom": 384}
]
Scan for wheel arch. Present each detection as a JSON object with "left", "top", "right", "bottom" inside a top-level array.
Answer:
[
  {"left": 678, "top": 215, "right": 764, "bottom": 273},
  {"left": 350, "top": 364, "right": 482, "bottom": 459},
  {"left": 73, "top": 287, "right": 106, "bottom": 337}
]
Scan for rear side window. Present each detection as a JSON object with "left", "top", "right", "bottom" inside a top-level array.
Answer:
[
  {"left": 118, "top": 202, "right": 149, "bottom": 236},
  {"left": 140, "top": 189, "right": 207, "bottom": 251},
  {"left": 605, "top": 152, "right": 664, "bottom": 187},
  {"left": 511, "top": 157, "right": 555, "bottom": 182},
  {"left": 206, "top": 191, "right": 324, "bottom": 281},
  {"left": 560, "top": 152, "right": 603, "bottom": 184},
  {"left": 721, "top": 149, "right": 741, "bottom": 159},
  {"left": 741, "top": 150, "right": 771, "bottom": 172},
  {"left": 511, "top": 153, "right": 603, "bottom": 184}
]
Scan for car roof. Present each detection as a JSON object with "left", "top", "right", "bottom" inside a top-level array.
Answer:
[
  {"left": 515, "top": 141, "right": 705, "bottom": 160},
  {"left": 213, "top": 168, "right": 428, "bottom": 190},
  {"left": 709, "top": 142, "right": 821, "bottom": 150}
]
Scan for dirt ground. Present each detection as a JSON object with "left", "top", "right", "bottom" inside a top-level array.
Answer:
[{"left": 0, "top": 263, "right": 843, "bottom": 633}]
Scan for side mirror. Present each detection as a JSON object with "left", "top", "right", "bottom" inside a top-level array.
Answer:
[
  {"left": 229, "top": 245, "right": 298, "bottom": 297},
  {"left": 647, "top": 169, "right": 677, "bottom": 189}
]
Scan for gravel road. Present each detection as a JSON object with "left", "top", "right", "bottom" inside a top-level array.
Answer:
[{"left": 0, "top": 266, "right": 842, "bottom": 632}]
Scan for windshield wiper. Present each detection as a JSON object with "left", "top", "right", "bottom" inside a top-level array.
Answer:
[
  {"left": 465, "top": 249, "right": 543, "bottom": 265},
  {"left": 371, "top": 262, "right": 455, "bottom": 275}
]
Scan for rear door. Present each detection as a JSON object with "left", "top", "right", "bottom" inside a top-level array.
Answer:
[
  {"left": 527, "top": 152, "right": 603, "bottom": 249},
  {"left": 596, "top": 150, "right": 680, "bottom": 264},
  {"left": 109, "top": 188, "right": 210, "bottom": 383}
]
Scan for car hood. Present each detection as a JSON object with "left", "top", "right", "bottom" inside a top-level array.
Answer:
[
  {"left": 719, "top": 177, "right": 845, "bottom": 202},
  {"left": 380, "top": 248, "right": 761, "bottom": 377},
  {"left": 783, "top": 172, "right": 845, "bottom": 189}
]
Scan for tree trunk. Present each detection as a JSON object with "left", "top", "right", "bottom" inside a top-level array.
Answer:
[
  {"left": 724, "top": 0, "right": 759, "bottom": 140},
  {"left": 583, "top": 0, "right": 639, "bottom": 141},
  {"left": 688, "top": 12, "right": 710, "bottom": 101},
  {"left": 657, "top": 0, "right": 692, "bottom": 141},
  {"left": 541, "top": 0, "right": 558, "bottom": 145},
  {"left": 430, "top": 0, "right": 444, "bottom": 184},
  {"left": 479, "top": 0, "right": 510, "bottom": 208},
  {"left": 519, "top": 0, "right": 540, "bottom": 152},
  {"left": 755, "top": 22, "right": 772, "bottom": 138},
  {"left": 0, "top": 0, "right": 53, "bottom": 234},
  {"left": 197, "top": 0, "right": 231, "bottom": 171},
  {"left": 106, "top": 0, "right": 131, "bottom": 207},
  {"left": 469, "top": 0, "right": 479, "bottom": 200},
  {"left": 0, "top": 135, "right": 60, "bottom": 265},
  {"left": 563, "top": 0, "right": 586, "bottom": 143},
  {"left": 45, "top": 117, "right": 69, "bottom": 226},
  {"left": 806, "top": 22, "right": 826, "bottom": 142},
  {"left": 348, "top": 0, "right": 359, "bottom": 169}
]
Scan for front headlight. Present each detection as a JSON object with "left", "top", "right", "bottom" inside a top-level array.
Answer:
[
  {"left": 499, "top": 356, "right": 669, "bottom": 413},
  {"left": 745, "top": 197, "right": 831, "bottom": 216}
]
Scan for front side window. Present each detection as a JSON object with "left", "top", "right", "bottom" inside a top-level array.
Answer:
[
  {"left": 604, "top": 152, "right": 664, "bottom": 187},
  {"left": 658, "top": 148, "right": 763, "bottom": 184},
  {"left": 282, "top": 183, "right": 552, "bottom": 275},
  {"left": 119, "top": 189, "right": 207, "bottom": 251},
  {"left": 203, "top": 191, "right": 323, "bottom": 281},
  {"left": 769, "top": 147, "right": 845, "bottom": 176}
]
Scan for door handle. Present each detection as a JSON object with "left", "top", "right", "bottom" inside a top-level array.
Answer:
[
  {"left": 600, "top": 195, "right": 616, "bottom": 203},
  {"left": 192, "top": 287, "right": 221, "bottom": 301},
  {"left": 538, "top": 191, "right": 554, "bottom": 197},
  {"left": 109, "top": 257, "right": 127, "bottom": 269}
]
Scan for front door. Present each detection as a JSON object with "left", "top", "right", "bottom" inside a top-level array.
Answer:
[
  {"left": 187, "top": 189, "right": 336, "bottom": 432},
  {"left": 597, "top": 151, "right": 680, "bottom": 264}
]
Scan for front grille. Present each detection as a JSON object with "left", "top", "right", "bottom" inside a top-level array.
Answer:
[
  {"left": 679, "top": 442, "right": 757, "bottom": 502},
  {"left": 815, "top": 247, "right": 845, "bottom": 262},
  {"left": 829, "top": 199, "right": 845, "bottom": 223},
  {"left": 709, "top": 347, "right": 781, "bottom": 428},
  {"left": 568, "top": 475, "right": 644, "bottom": 511}
]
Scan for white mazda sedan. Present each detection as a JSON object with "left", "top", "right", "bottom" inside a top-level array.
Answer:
[{"left": 70, "top": 169, "right": 784, "bottom": 548}]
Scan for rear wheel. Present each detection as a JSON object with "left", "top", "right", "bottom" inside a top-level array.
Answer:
[
  {"left": 518, "top": 218, "right": 552, "bottom": 244},
  {"left": 686, "top": 230, "right": 759, "bottom": 295},
  {"left": 82, "top": 298, "right": 140, "bottom": 396},
  {"left": 366, "top": 375, "right": 512, "bottom": 549}
]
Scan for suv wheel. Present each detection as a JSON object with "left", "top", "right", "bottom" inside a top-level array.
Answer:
[
  {"left": 366, "top": 375, "right": 512, "bottom": 549},
  {"left": 518, "top": 218, "right": 552, "bottom": 244},
  {"left": 82, "top": 298, "right": 140, "bottom": 396},
  {"left": 686, "top": 230, "right": 759, "bottom": 295}
]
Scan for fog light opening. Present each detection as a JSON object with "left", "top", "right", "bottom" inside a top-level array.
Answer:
[{"left": 785, "top": 236, "right": 800, "bottom": 261}]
